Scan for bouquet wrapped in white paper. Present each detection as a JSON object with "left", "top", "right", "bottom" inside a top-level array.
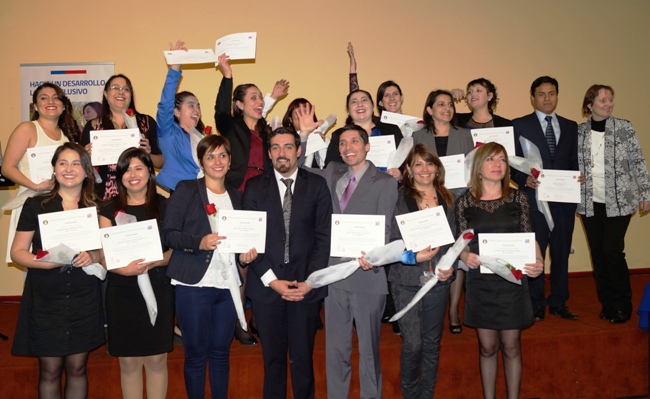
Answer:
[{"left": 34, "top": 243, "right": 106, "bottom": 280}]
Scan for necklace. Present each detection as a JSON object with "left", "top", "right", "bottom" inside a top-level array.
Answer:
[
  {"left": 418, "top": 190, "right": 438, "bottom": 209},
  {"left": 590, "top": 132, "right": 605, "bottom": 166}
]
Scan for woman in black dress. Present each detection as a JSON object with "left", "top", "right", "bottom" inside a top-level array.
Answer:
[
  {"left": 456, "top": 142, "right": 543, "bottom": 399},
  {"left": 11, "top": 142, "right": 103, "bottom": 399},
  {"left": 99, "top": 148, "right": 173, "bottom": 399}
]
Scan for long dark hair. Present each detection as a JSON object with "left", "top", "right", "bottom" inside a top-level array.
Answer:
[
  {"left": 102, "top": 74, "right": 138, "bottom": 120},
  {"left": 422, "top": 90, "right": 458, "bottom": 135},
  {"left": 110, "top": 147, "right": 162, "bottom": 220},
  {"left": 174, "top": 91, "right": 205, "bottom": 132},
  {"left": 232, "top": 83, "right": 270, "bottom": 137},
  {"left": 31, "top": 83, "right": 79, "bottom": 142},
  {"left": 43, "top": 142, "right": 97, "bottom": 207},
  {"left": 282, "top": 98, "right": 317, "bottom": 129},
  {"left": 402, "top": 144, "right": 453, "bottom": 207}
]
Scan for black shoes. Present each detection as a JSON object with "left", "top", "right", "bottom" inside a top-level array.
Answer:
[
  {"left": 608, "top": 310, "right": 631, "bottom": 324},
  {"left": 533, "top": 306, "right": 545, "bottom": 322},
  {"left": 549, "top": 306, "right": 579, "bottom": 320},
  {"left": 235, "top": 322, "right": 258, "bottom": 346}
]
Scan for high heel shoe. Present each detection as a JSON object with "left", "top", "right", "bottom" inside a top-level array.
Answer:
[
  {"left": 449, "top": 315, "right": 462, "bottom": 334},
  {"left": 234, "top": 323, "right": 258, "bottom": 346}
]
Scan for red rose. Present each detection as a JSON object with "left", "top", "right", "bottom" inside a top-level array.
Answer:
[
  {"left": 205, "top": 203, "right": 217, "bottom": 216},
  {"left": 511, "top": 269, "right": 523, "bottom": 280},
  {"left": 531, "top": 168, "right": 540, "bottom": 179},
  {"left": 36, "top": 249, "right": 49, "bottom": 259},
  {"left": 462, "top": 232, "right": 475, "bottom": 241},
  {"left": 474, "top": 142, "right": 483, "bottom": 149},
  {"left": 204, "top": 126, "right": 212, "bottom": 135},
  {"left": 126, "top": 108, "right": 135, "bottom": 117},
  {"left": 114, "top": 210, "right": 126, "bottom": 218}
]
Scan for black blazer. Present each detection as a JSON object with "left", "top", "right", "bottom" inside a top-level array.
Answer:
[
  {"left": 214, "top": 76, "right": 270, "bottom": 189},
  {"left": 162, "top": 178, "right": 242, "bottom": 285},
  {"left": 242, "top": 168, "right": 332, "bottom": 304},
  {"left": 511, "top": 112, "right": 578, "bottom": 209},
  {"left": 456, "top": 112, "right": 512, "bottom": 128},
  {"left": 324, "top": 116, "right": 403, "bottom": 166}
]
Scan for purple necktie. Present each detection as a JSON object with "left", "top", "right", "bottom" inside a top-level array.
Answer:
[{"left": 339, "top": 174, "right": 356, "bottom": 212}]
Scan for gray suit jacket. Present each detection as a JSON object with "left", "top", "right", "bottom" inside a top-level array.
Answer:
[
  {"left": 317, "top": 161, "right": 398, "bottom": 295},
  {"left": 412, "top": 126, "right": 474, "bottom": 157}
]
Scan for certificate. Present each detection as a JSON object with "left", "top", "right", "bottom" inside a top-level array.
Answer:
[
  {"left": 439, "top": 154, "right": 466, "bottom": 189},
  {"left": 215, "top": 32, "right": 257, "bottom": 60},
  {"left": 395, "top": 206, "right": 454, "bottom": 252},
  {"left": 379, "top": 111, "right": 421, "bottom": 127},
  {"left": 38, "top": 207, "right": 101, "bottom": 251},
  {"left": 478, "top": 232, "right": 535, "bottom": 274},
  {"left": 331, "top": 214, "right": 385, "bottom": 258},
  {"left": 26, "top": 145, "right": 58, "bottom": 184},
  {"left": 90, "top": 129, "right": 141, "bottom": 166},
  {"left": 164, "top": 49, "right": 218, "bottom": 65},
  {"left": 471, "top": 126, "right": 516, "bottom": 156},
  {"left": 537, "top": 169, "right": 580, "bottom": 203},
  {"left": 367, "top": 135, "right": 397, "bottom": 168},
  {"left": 100, "top": 219, "right": 164, "bottom": 270},
  {"left": 217, "top": 210, "right": 266, "bottom": 253}
]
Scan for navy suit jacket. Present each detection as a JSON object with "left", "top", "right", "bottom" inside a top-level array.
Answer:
[
  {"left": 162, "top": 178, "right": 242, "bottom": 284},
  {"left": 242, "top": 167, "right": 332, "bottom": 304},
  {"left": 512, "top": 112, "right": 578, "bottom": 211}
]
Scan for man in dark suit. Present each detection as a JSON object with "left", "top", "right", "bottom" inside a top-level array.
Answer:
[
  {"left": 314, "top": 124, "right": 398, "bottom": 399},
  {"left": 242, "top": 127, "right": 332, "bottom": 399},
  {"left": 512, "top": 76, "right": 579, "bottom": 321}
]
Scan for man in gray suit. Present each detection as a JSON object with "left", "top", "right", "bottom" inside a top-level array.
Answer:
[{"left": 311, "top": 124, "right": 398, "bottom": 399}]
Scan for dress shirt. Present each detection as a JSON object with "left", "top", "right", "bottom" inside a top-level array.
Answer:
[
  {"left": 535, "top": 110, "right": 560, "bottom": 144},
  {"left": 336, "top": 162, "right": 370, "bottom": 201}
]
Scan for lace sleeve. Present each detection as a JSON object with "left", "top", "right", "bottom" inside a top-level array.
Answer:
[
  {"left": 455, "top": 194, "right": 469, "bottom": 236},
  {"left": 515, "top": 190, "right": 533, "bottom": 233}
]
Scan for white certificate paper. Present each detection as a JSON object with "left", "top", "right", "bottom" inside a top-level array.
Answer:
[
  {"left": 100, "top": 219, "right": 164, "bottom": 270},
  {"left": 395, "top": 206, "right": 454, "bottom": 252},
  {"left": 215, "top": 32, "right": 257, "bottom": 61},
  {"left": 367, "top": 135, "right": 397, "bottom": 168},
  {"left": 331, "top": 214, "right": 385, "bottom": 258},
  {"left": 537, "top": 169, "right": 580, "bottom": 203},
  {"left": 439, "top": 154, "right": 466, "bottom": 189},
  {"left": 471, "top": 126, "right": 516, "bottom": 156},
  {"left": 478, "top": 232, "right": 535, "bottom": 274},
  {"left": 380, "top": 111, "right": 421, "bottom": 127},
  {"left": 217, "top": 210, "right": 266, "bottom": 253},
  {"left": 90, "top": 129, "right": 140, "bottom": 166},
  {"left": 38, "top": 207, "right": 101, "bottom": 252},
  {"left": 164, "top": 49, "right": 218, "bottom": 65},
  {"left": 26, "top": 145, "right": 59, "bottom": 184}
]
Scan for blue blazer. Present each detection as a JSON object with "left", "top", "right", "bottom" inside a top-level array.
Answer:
[
  {"left": 162, "top": 178, "right": 242, "bottom": 285},
  {"left": 242, "top": 167, "right": 332, "bottom": 304}
]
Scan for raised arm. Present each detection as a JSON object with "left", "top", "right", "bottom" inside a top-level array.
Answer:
[
  {"left": 348, "top": 42, "right": 359, "bottom": 92},
  {"left": 214, "top": 54, "right": 235, "bottom": 136}
]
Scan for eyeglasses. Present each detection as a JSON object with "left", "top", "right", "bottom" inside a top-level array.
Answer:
[{"left": 109, "top": 85, "right": 131, "bottom": 93}]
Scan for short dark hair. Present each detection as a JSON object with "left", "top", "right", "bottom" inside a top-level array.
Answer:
[
  {"left": 268, "top": 127, "right": 301, "bottom": 149},
  {"left": 376, "top": 80, "right": 402, "bottom": 114},
  {"left": 466, "top": 78, "right": 499, "bottom": 113},
  {"left": 197, "top": 135, "right": 231, "bottom": 168},
  {"left": 345, "top": 89, "right": 375, "bottom": 124},
  {"left": 339, "top": 124, "right": 369, "bottom": 145},
  {"left": 530, "top": 76, "right": 559, "bottom": 96},
  {"left": 582, "top": 84, "right": 615, "bottom": 117}
]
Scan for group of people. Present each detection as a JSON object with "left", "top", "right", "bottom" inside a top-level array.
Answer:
[{"left": 2, "top": 38, "right": 649, "bottom": 399}]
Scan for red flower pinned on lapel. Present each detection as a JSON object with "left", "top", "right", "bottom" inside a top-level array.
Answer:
[
  {"left": 125, "top": 108, "right": 136, "bottom": 117},
  {"left": 205, "top": 203, "right": 217, "bottom": 216}
]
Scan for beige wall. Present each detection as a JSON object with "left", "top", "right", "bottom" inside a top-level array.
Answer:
[{"left": 1, "top": 0, "right": 649, "bottom": 295}]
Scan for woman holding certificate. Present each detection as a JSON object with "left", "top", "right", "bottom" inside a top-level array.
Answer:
[
  {"left": 81, "top": 74, "right": 162, "bottom": 200},
  {"left": 414, "top": 89, "right": 474, "bottom": 334},
  {"left": 99, "top": 148, "right": 173, "bottom": 399},
  {"left": 10, "top": 142, "right": 104, "bottom": 399},
  {"left": 2, "top": 83, "right": 78, "bottom": 263},
  {"left": 456, "top": 78, "right": 511, "bottom": 129},
  {"left": 162, "top": 135, "right": 257, "bottom": 399},
  {"left": 456, "top": 142, "right": 543, "bottom": 399},
  {"left": 389, "top": 144, "right": 456, "bottom": 398},
  {"left": 577, "top": 85, "right": 650, "bottom": 324}
]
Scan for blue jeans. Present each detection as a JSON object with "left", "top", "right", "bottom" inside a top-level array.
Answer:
[{"left": 175, "top": 285, "right": 236, "bottom": 399}]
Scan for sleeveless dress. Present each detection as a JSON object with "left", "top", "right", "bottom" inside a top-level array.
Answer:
[
  {"left": 455, "top": 190, "right": 535, "bottom": 330},
  {"left": 100, "top": 198, "right": 174, "bottom": 356},
  {"left": 6, "top": 121, "right": 69, "bottom": 263}
]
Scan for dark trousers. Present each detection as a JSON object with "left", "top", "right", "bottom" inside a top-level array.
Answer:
[
  {"left": 175, "top": 285, "right": 236, "bottom": 399},
  {"left": 392, "top": 282, "right": 449, "bottom": 399},
  {"left": 252, "top": 298, "right": 320, "bottom": 399},
  {"left": 580, "top": 203, "right": 633, "bottom": 313},
  {"left": 529, "top": 202, "right": 576, "bottom": 308}
]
